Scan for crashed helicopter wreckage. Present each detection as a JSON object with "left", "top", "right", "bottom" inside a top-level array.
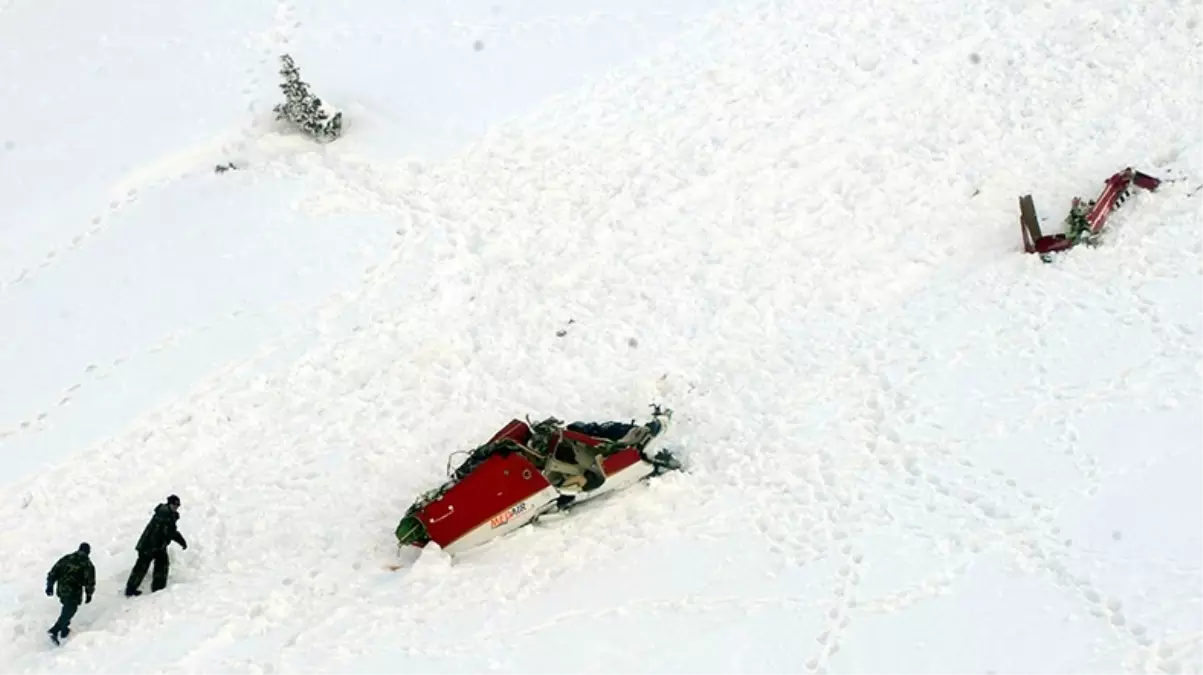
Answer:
[
  {"left": 1019, "top": 167, "right": 1162, "bottom": 262},
  {"left": 395, "top": 407, "right": 682, "bottom": 555}
]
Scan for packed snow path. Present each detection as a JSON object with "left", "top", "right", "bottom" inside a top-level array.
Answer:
[{"left": 1, "top": 0, "right": 1201, "bottom": 672}]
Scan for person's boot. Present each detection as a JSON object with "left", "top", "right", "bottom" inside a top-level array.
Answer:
[
  {"left": 125, "top": 588, "right": 142, "bottom": 597},
  {"left": 48, "top": 628, "right": 60, "bottom": 646},
  {"left": 60, "top": 627, "right": 70, "bottom": 638}
]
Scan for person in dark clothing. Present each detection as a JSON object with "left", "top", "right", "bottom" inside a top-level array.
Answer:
[
  {"left": 46, "top": 542, "right": 96, "bottom": 645},
  {"left": 124, "top": 494, "right": 188, "bottom": 597}
]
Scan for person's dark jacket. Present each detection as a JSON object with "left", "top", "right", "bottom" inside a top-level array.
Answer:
[
  {"left": 46, "top": 551, "right": 95, "bottom": 605},
  {"left": 135, "top": 503, "right": 187, "bottom": 553}
]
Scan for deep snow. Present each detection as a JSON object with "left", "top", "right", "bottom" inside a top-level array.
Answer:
[{"left": 1, "top": 0, "right": 1200, "bottom": 672}]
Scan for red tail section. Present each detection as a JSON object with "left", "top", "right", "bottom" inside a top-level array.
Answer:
[
  {"left": 1020, "top": 167, "right": 1162, "bottom": 257},
  {"left": 1081, "top": 168, "right": 1162, "bottom": 235}
]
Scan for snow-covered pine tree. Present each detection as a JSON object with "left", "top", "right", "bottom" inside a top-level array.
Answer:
[{"left": 272, "top": 54, "right": 343, "bottom": 142}]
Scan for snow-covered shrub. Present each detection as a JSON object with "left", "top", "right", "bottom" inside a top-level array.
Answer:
[{"left": 272, "top": 54, "right": 343, "bottom": 142}]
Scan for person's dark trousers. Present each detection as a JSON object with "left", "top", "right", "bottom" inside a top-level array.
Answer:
[
  {"left": 49, "top": 600, "right": 79, "bottom": 636},
  {"left": 125, "top": 549, "right": 170, "bottom": 594}
]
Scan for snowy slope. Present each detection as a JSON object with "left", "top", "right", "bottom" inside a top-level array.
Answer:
[
  {"left": 2, "top": 0, "right": 1201, "bottom": 672},
  {"left": 0, "top": 0, "right": 732, "bottom": 483}
]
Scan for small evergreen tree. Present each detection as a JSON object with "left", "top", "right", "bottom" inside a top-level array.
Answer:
[{"left": 272, "top": 54, "right": 343, "bottom": 142}]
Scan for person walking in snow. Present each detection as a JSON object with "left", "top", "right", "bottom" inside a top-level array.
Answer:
[
  {"left": 124, "top": 494, "right": 188, "bottom": 596},
  {"left": 46, "top": 542, "right": 96, "bottom": 645}
]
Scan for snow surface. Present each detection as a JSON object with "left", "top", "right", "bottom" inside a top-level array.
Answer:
[{"left": 1, "top": 0, "right": 1201, "bottom": 671}]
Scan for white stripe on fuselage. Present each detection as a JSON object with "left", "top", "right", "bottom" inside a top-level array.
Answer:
[{"left": 441, "top": 485, "right": 561, "bottom": 554}]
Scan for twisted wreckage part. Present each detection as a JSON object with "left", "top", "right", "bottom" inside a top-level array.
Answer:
[
  {"left": 395, "top": 407, "right": 681, "bottom": 554},
  {"left": 1020, "top": 167, "right": 1162, "bottom": 260}
]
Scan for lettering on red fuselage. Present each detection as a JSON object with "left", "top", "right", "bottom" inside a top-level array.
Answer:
[{"left": 490, "top": 502, "right": 528, "bottom": 529}]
